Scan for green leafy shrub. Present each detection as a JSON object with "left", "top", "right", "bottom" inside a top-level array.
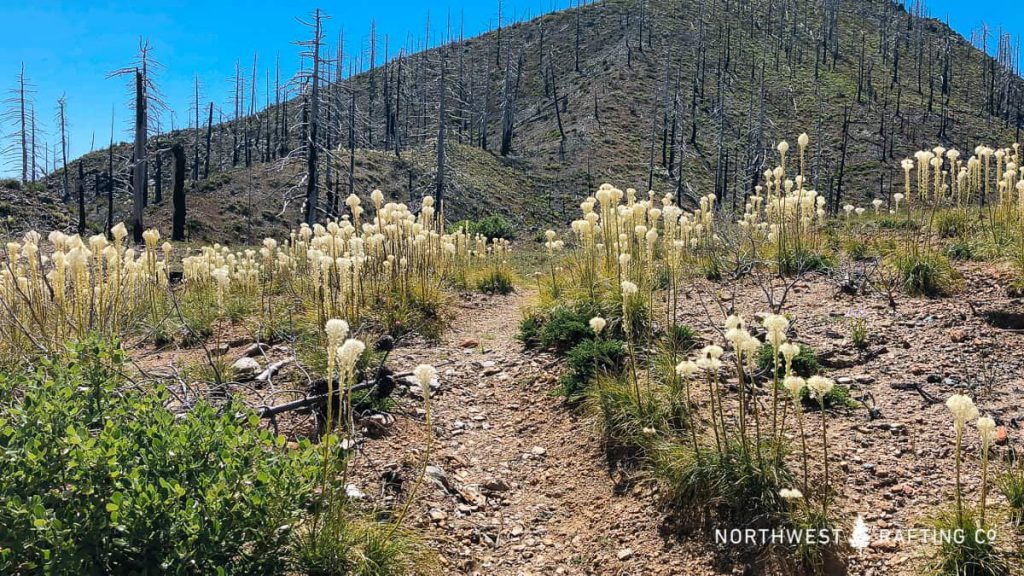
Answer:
[
  {"left": 0, "top": 337, "right": 320, "bottom": 574},
  {"left": 558, "top": 339, "right": 626, "bottom": 401},
  {"left": 451, "top": 215, "right": 515, "bottom": 240},
  {"left": 758, "top": 342, "right": 820, "bottom": 378},
  {"left": 517, "top": 312, "right": 544, "bottom": 349},
  {"left": 538, "top": 305, "right": 597, "bottom": 353}
]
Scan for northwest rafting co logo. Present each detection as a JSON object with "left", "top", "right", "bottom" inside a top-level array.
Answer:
[{"left": 714, "top": 514, "right": 997, "bottom": 550}]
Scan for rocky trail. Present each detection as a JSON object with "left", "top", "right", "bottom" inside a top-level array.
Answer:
[{"left": 354, "top": 291, "right": 722, "bottom": 575}]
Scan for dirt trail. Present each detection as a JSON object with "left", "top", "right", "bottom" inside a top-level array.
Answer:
[{"left": 357, "top": 291, "right": 719, "bottom": 575}]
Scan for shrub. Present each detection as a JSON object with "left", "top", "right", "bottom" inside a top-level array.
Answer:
[
  {"left": 452, "top": 215, "right": 516, "bottom": 240},
  {"left": 0, "top": 337, "right": 320, "bottom": 574},
  {"left": 758, "top": 342, "right": 820, "bottom": 378},
  {"left": 558, "top": 338, "right": 626, "bottom": 401},
  {"left": 517, "top": 312, "right": 544, "bottom": 349},
  {"left": 538, "top": 305, "right": 598, "bottom": 353}
]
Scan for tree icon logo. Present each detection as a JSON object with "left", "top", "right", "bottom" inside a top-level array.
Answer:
[{"left": 849, "top": 515, "right": 870, "bottom": 554}]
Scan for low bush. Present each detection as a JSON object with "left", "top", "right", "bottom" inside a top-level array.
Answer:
[
  {"left": 0, "top": 337, "right": 319, "bottom": 574},
  {"left": 538, "top": 304, "right": 599, "bottom": 353},
  {"left": 451, "top": 215, "right": 516, "bottom": 240},
  {"left": 758, "top": 342, "right": 820, "bottom": 378},
  {"left": 558, "top": 338, "right": 626, "bottom": 401}
]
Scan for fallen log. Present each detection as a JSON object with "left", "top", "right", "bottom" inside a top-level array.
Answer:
[{"left": 256, "top": 379, "right": 375, "bottom": 418}]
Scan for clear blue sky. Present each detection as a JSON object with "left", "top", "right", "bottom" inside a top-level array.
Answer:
[{"left": 0, "top": 0, "right": 1019, "bottom": 177}]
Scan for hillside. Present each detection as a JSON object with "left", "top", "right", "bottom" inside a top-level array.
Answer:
[{"left": 9, "top": 0, "right": 1023, "bottom": 243}]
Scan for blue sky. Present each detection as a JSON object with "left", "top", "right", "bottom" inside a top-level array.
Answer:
[{"left": 0, "top": 0, "right": 1019, "bottom": 177}]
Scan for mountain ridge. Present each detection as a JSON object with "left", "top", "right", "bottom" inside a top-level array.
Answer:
[{"left": 6, "top": 0, "right": 1022, "bottom": 242}]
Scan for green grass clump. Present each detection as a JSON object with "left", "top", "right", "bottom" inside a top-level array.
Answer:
[
  {"left": 890, "top": 250, "right": 959, "bottom": 297},
  {"left": 777, "top": 248, "right": 835, "bottom": 275},
  {"left": 585, "top": 374, "right": 673, "bottom": 457},
  {"left": 926, "top": 506, "right": 1008, "bottom": 576},
  {"left": 475, "top": 268, "right": 515, "bottom": 294},
  {"left": 935, "top": 210, "right": 972, "bottom": 238},
  {"left": 295, "top": 515, "right": 437, "bottom": 576},
  {"left": 650, "top": 437, "right": 793, "bottom": 525},
  {"left": 999, "top": 461, "right": 1024, "bottom": 529}
]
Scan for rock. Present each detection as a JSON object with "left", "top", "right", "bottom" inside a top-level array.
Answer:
[
  {"left": 530, "top": 446, "right": 547, "bottom": 457},
  {"left": 345, "top": 484, "right": 366, "bottom": 500},
  {"left": 483, "top": 478, "right": 512, "bottom": 493},
  {"left": 947, "top": 329, "right": 968, "bottom": 343},
  {"left": 231, "top": 357, "right": 260, "bottom": 380},
  {"left": 460, "top": 338, "right": 479, "bottom": 348},
  {"left": 212, "top": 343, "right": 230, "bottom": 356},
  {"left": 996, "top": 426, "right": 1009, "bottom": 445},
  {"left": 426, "top": 465, "right": 453, "bottom": 493},
  {"left": 429, "top": 509, "right": 448, "bottom": 522},
  {"left": 617, "top": 548, "right": 634, "bottom": 560}
]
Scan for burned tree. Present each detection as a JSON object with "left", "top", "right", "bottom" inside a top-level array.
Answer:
[
  {"left": 56, "top": 95, "right": 70, "bottom": 202},
  {"left": 171, "top": 142, "right": 186, "bottom": 241},
  {"left": 109, "top": 38, "right": 163, "bottom": 243},
  {"left": 3, "top": 64, "right": 33, "bottom": 184},
  {"left": 296, "top": 9, "right": 327, "bottom": 226}
]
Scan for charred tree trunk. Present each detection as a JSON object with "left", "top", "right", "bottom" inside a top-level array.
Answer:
[
  {"left": 172, "top": 142, "right": 186, "bottom": 241},
  {"left": 436, "top": 48, "right": 448, "bottom": 207},
  {"left": 204, "top": 102, "right": 213, "bottom": 179},
  {"left": 303, "top": 10, "right": 323, "bottom": 226},
  {"left": 77, "top": 160, "right": 86, "bottom": 234},
  {"left": 131, "top": 69, "right": 148, "bottom": 243}
]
